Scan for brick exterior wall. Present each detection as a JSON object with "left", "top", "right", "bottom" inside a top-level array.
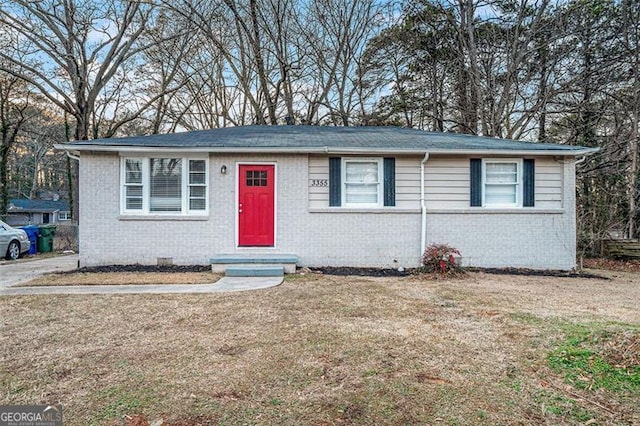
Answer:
[{"left": 79, "top": 153, "right": 576, "bottom": 269}]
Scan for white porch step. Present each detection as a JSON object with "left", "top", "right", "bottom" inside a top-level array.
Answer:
[
  {"left": 210, "top": 253, "right": 298, "bottom": 274},
  {"left": 225, "top": 266, "right": 284, "bottom": 277}
]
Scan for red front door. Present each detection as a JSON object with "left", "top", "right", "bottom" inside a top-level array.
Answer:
[{"left": 238, "top": 164, "right": 275, "bottom": 246}]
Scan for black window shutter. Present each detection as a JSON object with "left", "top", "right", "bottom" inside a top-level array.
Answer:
[
  {"left": 383, "top": 157, "right": 396, "bottom": 206},
  {"left": 329, "top": 157, "right": 341, "bottom": 206},
  {"left": 470, "top": 158, "right": 482, "bottom": 207},
  {"left": 523, "top": 159, "right": 535, "bottom": 207}
]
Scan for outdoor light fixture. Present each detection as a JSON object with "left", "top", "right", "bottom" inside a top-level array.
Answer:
[{"left": 220, "top": 165, "right": 227, "bottom": 174}]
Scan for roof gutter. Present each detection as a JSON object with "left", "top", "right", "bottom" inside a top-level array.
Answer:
[
  {"left": 53, "top": 143, "right": 601, "bottom": 157},
  {"left": 420, "top": 152, "right": 430, "bottom": 261}
]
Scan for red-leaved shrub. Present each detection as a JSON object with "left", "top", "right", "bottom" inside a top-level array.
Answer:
[{"left": 422, "top": 244, "right": 462, "bottom": 275}]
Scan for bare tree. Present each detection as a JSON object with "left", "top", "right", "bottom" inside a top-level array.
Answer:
[
  {"left": 17, "top": 113, "right": 67, "bottom": 199},
  {"left": 619, "top": 0, "right": 640, "bottom": 238},
  {"left": 297, "top": 0, "right": 381, "bottom": 125},
  {"left": 142, "top": 9, "right": 199, "bottom": 134},
  {"left": 0, "top": 0, "right": 159, "bottom": 140},
  {"left": 161, "top": 0, "right": 384, "bottom": 127},
  {"left": 0, "top": 70, "right": 30, "bottom": 218},
  {"left": 255, "top": 0, "right": 302, "bottom": 123},
  {"left": 167, "top": 1, "right": 272, "bottom": 125},
  {"left": 0, "top": 0, "right": 160, "bottom": 221}
]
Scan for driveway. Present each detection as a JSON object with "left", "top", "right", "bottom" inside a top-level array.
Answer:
[{"left": 0, "top": 254, "right": 78, "bottom": 288}]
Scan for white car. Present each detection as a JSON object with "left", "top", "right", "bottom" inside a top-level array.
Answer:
[{"left": 0, "top": 220, "right": 31, "bottom": 260}]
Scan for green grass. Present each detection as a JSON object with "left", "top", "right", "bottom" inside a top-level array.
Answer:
[
  {"left": 548, "top": 325, "right": 640, "bottom": 394},
  {"left": 534, "top": 390, "right": 596, "bottom": 422},
  {"left": 91, "top": 386, "right": 143, "bottom": 424},
  {"left": 509, "top": 311, "right": 548, "bottom": 326}
]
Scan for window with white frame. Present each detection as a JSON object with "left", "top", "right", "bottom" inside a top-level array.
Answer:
[
  {"left": 124, "top": 158, "right": 144, "bottom": 210},
  {"left": 188, "top": 160, "right": 207, "bottom": 210},
  {"left": 342, "top": 158, "right": 383, "bottom": 207},
  {"left": 121, "top": 157, "right": 208, "bottom": 214},
  {"left": 483, "top": 159, "right": 522, "bottom": 207},
  {"left": 58, "top": 212, "right": 71, "bottom": 221}
]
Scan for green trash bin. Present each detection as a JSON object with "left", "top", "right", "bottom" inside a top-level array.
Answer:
[{"left": 37, "top": 225, "right": 57, "bottom": 253}]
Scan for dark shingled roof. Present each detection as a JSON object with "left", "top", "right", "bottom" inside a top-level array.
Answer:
[
  {"left": 9, "top": 198, "right": 70, "bottom": 212},
  {"left": 62, "top": 125, "right": 596, "bottom": 154}
]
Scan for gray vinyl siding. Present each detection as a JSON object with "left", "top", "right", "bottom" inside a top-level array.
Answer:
[
  {"left": 395, "top": 158, "right": 421, "bottom": 209},
  {"left": 309, "top": 155, "right": 421, "bottom": 209},
  {"left": 535, "top": 159, "right": 564, "bottom": 208},
  {"left": 424, "top": 157, "right": 470, "bottom": 209},
  {"left": 424, "top": 156, "right": 563, "bottom": 210},
  {"left": 308, "top": 155, "right": 329, "bottom": 207},
  {"left": 309, "top": 155, "right": 563, "bottom": 210}
]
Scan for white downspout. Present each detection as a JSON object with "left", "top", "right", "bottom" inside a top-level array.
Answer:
[
  {"left": 420, "top": 152, "right": 430, "bottom": 259},
  {"left": 574, "top": 155, "right": 587, "bottom": 165},
  {"left": 65, "top": 151, "right": 80, "bottom": 161}
]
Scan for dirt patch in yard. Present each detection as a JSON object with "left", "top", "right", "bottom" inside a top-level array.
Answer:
[{"left": 0, "top": 272, "right": 638, "bottom": 425}]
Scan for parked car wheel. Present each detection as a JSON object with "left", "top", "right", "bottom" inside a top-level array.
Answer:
[
  {"left": 1, "top": 220, "right": 30, "bottom": 259},
  {"left": 5, "top": 240, "right": 20, "bottom": 260}
]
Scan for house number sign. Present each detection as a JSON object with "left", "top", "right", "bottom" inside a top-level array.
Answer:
[{"left": 310, "top": 179, "right": 328, "bottom": 187}]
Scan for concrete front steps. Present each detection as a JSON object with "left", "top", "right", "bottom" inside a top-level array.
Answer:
[
  {"left": 226, "top": 266, "right": 284, "bottom": 277},
  {"left": 210, "top": 253, "right": 298, "bottom": 277}
]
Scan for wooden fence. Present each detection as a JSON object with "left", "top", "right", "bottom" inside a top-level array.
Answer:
[{"left": 604, "top": 240, "right": 640, "bottom": 259}]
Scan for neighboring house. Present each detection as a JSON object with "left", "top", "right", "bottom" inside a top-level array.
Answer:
[
  {"left": 56, "top": 126, "right": 597, "bottom": 270},
  {"left": 6, "top": 198, "right": 71, "bottom": 226}
]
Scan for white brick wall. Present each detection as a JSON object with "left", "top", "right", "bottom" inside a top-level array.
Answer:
[
  {"left": 79, "top": 153, "right": 219, "bottom": 266},
  {"left": 426, "top": 212, "right": 574, "bottom": 269},
  {"left": 78, "top": 152, "right": 577, "bottom": 270}
]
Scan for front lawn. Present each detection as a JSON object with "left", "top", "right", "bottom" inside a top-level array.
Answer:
[{"left": 0, "top": 271, "right": 638, "bottom": 425}]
